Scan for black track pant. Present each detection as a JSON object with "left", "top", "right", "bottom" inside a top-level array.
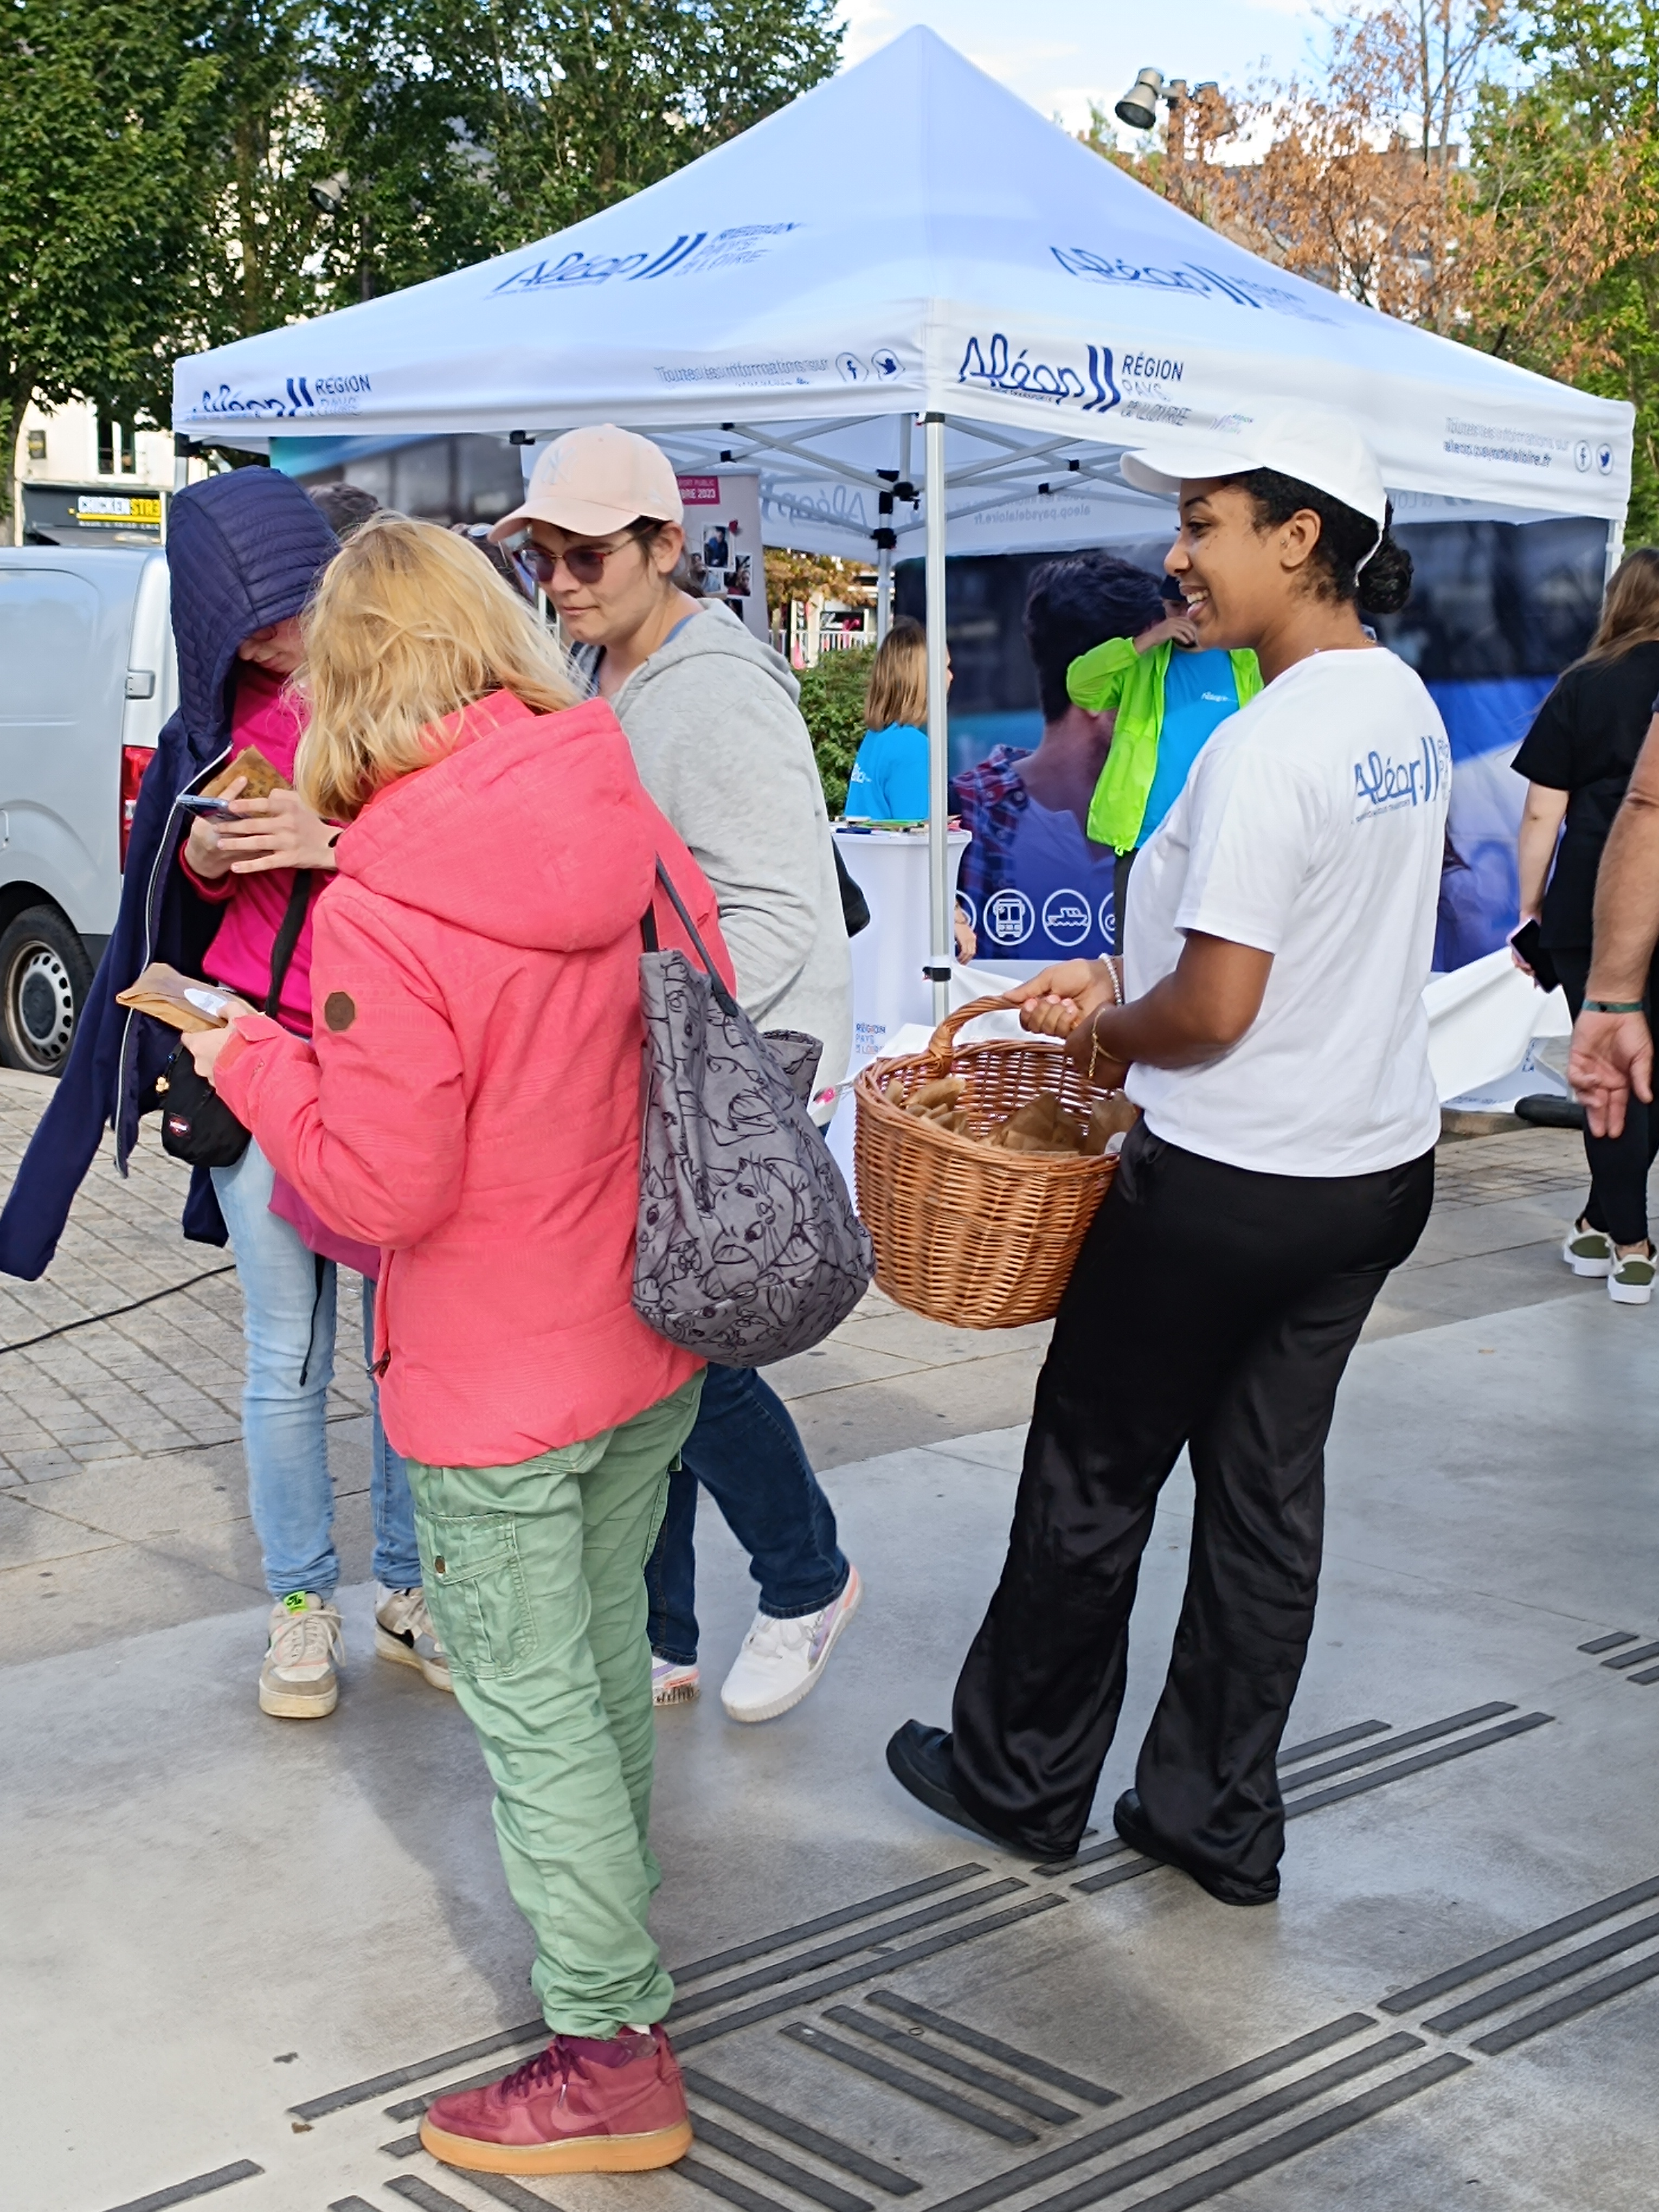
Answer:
[
  {"left": 1551, "top": 945, "right": 1659, "bottom": 1249},
  {"left": 950, "top": 1122, "right": 1435, "bottom": 1881}
]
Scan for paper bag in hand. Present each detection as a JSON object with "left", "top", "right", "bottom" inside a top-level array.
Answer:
[
  {"left": 115, "top": 963, "right": 242, "bottom": 1034},
  {"left": 202, "top": 745, "right": 290, "bottom": 801}
]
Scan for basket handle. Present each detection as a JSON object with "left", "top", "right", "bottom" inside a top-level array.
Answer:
[{"left": 923, "top": 962, "right": 1126, "bottom": 1071}]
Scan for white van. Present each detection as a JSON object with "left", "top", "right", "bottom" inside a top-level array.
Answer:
[{"left": 0, "top": 548, "right": 177, "bottom": 1072}]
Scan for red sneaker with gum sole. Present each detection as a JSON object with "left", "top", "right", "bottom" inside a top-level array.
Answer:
[{"left": 420, "top": 2025, "right": 692, "bottom": 2176}]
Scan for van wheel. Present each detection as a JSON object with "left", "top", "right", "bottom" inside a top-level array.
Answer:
[{"left": 0, "top": 906, "right": 92, "bottom": 1075}]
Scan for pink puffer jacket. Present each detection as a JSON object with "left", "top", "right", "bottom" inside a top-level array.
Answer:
[{"left": 215, "top": 689, "right": 733, "bottom": 1468}]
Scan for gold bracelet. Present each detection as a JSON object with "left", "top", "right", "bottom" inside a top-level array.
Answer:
[{"left": 1087, "top": 1019, "right": 1112, "bottom": 1086}]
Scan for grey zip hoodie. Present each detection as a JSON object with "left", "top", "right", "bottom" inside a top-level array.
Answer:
[{"left": 601, "top": 602, "right": 853, "bottom": 1102}]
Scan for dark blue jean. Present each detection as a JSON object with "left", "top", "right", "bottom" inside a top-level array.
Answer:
[{"left": 645, "top": 1362, "right": 849, "bottom": 1666}]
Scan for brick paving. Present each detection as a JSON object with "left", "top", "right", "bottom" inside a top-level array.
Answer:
[
  {"left": 0, "top": 1072, "right": 371, "bottom": 1489},
  {"left": 0, "top": 1069, "right": 1617, "bottom": 1668}
]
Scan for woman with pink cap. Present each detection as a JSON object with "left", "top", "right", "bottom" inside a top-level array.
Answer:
[{"left": 493, "top": 425, "right": 862, "bottom": 1727}]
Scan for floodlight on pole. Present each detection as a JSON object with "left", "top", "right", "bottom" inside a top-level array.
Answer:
[{"left": 1114, "top": 68, "right": 1165, "bottom": 131}]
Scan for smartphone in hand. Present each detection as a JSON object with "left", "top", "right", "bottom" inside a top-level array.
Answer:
[
  {"left": 1509, "top": 918, "right": 1560, "bottom": 993},
  {"left": 178, "top": 793, "right": 243, "bottom": 824}
]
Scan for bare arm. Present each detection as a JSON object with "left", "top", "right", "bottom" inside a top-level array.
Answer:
[
  {"left": 1515, "top": 782, "right": 1567, "bottom": 924},
  {"left": 1566, "top": 715, "right": 1659, "bottom": 1136},
  {"left": 1010, "top": 935, "right": 1273, "bottom": 1086},
  {"left": 1587, "top": 717, "right": 1659, "bottom": 997}
]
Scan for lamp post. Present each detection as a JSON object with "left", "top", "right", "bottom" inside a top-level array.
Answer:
[{"left": 1112, "top": 69, "right": 1232, "bottom": 168}]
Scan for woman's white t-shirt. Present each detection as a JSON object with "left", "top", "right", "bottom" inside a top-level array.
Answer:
[{"left": 1123, "top": 648, "right": 1451, "bottom": 1178}]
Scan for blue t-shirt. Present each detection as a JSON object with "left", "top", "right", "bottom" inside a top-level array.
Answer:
[
  {"left": 1140, "top": 650, "right": 1243, "bottom": 843},
  {"left": 845, "top": 723, "right": 930, "bottom": 819}
]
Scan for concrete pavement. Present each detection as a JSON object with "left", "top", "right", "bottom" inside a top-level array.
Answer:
[{"left": 2, "top": 1077, "right": 1655, "bottom": 2211}]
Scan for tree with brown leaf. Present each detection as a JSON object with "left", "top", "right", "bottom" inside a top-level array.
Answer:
[{"left": 1086, "top": 0, "right": 1509, "bottom": 331}]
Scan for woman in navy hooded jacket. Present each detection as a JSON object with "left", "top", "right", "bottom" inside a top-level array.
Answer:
[{"left": 0, "top": 468, "right": 442, "bottom": 1720}]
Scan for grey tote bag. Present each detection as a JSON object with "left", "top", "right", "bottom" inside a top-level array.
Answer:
[{"left": 634, "top": 860, "right": 873, "bottom": 1366}]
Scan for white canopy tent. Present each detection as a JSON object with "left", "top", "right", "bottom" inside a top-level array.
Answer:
[{"left": 176, "top": 24, "right": 1634, "bottom": 1008}]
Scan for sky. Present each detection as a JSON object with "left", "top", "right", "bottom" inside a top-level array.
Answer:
[{"left": 838, "top": 0, "right": 1326, "bottom": 136}]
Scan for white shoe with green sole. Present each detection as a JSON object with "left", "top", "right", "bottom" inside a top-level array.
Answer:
[
  {"left": 1609, "top": 1246, "right": 1656, "bottom": 1305},
  {"left": 1564, "top": 1222, "right": 1613, "bottom": 1276}
]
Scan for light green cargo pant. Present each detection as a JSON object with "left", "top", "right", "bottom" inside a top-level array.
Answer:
[{"left": 408, "top": 1373, "right": 703, "bottom": 2037}]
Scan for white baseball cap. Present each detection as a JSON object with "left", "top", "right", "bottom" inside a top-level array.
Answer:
[
  {"left": 490, "top": 423, "right": 684, "bottom": 542},
  {"left": 1120, "top": 406, "right": 1387, "bottom": 536}
]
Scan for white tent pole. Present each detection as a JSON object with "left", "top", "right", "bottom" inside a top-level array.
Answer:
[{"left": 924, "top": 412, "right": 951, "bottom": 1023}]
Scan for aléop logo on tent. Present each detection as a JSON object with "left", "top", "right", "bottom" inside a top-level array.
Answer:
[
  {"left": 1050, "top": 247, "right": 1337, "bottom": 326},
  {"left": 958, "top": 334, "right": 1121, "bottom": 414},
  {"left": 492, "top": 226, "right": 801, "bottom": 293},
  {"left": 194, "top": 375, "right": 372, "bottom": 419}
]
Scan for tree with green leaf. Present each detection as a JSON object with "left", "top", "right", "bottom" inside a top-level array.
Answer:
[
  {"left": 9, "top": 0, "right": 843, "bottom": 474},
  {"left": 1469, "top": 1, "right": 1659, "bottom": 535},
  {"left": 0, "top": 0, "right": 217, "bottom": 503},
  {"left": 797, "top": 644, "right": 873, "bottom": 815},
  {"left": 464, "top": 0, "right": 841, "bottom": 241}
]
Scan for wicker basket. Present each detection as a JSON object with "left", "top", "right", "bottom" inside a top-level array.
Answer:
[{"left": 853, "top": 994, "right": 1124, "bottom": 1330}]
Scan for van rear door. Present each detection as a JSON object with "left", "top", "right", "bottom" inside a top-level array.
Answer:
[{"left": 0, "top": 563, "right": 130, "bottom": 934}]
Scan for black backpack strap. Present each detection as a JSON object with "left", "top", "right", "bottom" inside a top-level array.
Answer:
[
  {"left": 263, "top": 870, "right": 315, "bottom": 1018},
  {"left": 653, "top": 859, "right": 738, "bottom": 1017}
]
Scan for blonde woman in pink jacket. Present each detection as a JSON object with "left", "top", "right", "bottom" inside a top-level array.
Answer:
[{"left": 187, "top": 515, "right": 732, "bottom": 2182}]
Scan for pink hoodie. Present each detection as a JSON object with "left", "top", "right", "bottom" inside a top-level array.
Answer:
[{"left": 215, "top": 690, "right": 732, "bottom": 1468}]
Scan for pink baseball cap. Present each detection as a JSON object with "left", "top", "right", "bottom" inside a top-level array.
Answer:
[{"left": 489, "top": 424, "right": 685, "bottom": 542}]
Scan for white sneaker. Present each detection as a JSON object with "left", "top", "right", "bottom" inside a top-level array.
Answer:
[
  {"left": 260, "top": 1592, "right": 344, "bottom": 1719},
  {"left": 375, "top": 1584, "right": 454, "bottom": 1693},
  {"left": 1609, "top": 1246, "right": 1656, "bottom": 1305},
  {"left": 720, "top": 1566, "right": 863, "bottom": 1724},
  {"left": 652, "top": 1656, "right": 700, "bottom": 1707},
  {"left": 1564, "top": 1221, "right": 1613, "bottom": 1276}
]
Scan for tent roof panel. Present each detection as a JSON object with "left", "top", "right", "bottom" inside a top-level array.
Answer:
[{"left": 178, "top": 27, "right": 1632, "bottom": 541}]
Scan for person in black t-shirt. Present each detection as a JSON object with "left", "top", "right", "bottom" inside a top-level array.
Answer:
[{"left": 1512, "top": 548, "right": 1659, "bottom": 1301}]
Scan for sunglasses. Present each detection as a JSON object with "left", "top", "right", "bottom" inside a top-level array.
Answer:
[{"left": 521, "top": 524, "right": 657, "bottom": 588}]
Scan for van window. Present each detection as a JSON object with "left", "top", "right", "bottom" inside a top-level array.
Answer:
[{"left": 0, "top": 570, "right": 100, "bottom": 723}]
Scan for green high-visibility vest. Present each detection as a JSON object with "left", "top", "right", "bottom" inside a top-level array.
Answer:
[{"left": 1068, "top": 636, "right": 1262, "bottom": 853}]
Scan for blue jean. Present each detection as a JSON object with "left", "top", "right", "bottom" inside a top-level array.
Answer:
[
  {"left": 645, "top": 1362, "right": 848, "bottom": 1666},
  {"left": 211, "top": 1139, "right": 420, "bottom": 1599}
]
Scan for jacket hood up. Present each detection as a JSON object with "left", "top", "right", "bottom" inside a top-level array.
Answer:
[
  {"left": 337, "top": 692, "right": 657, "bottom": 954},
  {"left": 0, "top": 469, "right": 339, "bottom": 1281},
  {"left": 166, "top": 469, "right": 340, "bottom": 760}
]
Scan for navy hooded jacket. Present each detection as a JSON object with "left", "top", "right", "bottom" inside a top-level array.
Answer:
[{"left": 0, "top": 470, "right": 340, "bottom": 1280}]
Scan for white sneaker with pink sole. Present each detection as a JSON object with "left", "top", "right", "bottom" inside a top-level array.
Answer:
[{"left": 719, "top": 1565, "right": 863, "bottom": 1723}]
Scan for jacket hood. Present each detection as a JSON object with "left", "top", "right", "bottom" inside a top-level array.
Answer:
[
  {"left": 336, "top": 692, "right": 656, "bottom": 953},
  {"left": 167, "top": 471, "right": 339, "bottom": 757},
  {"left": 614, "top": 599, "right": 801, "bottom": 711}
]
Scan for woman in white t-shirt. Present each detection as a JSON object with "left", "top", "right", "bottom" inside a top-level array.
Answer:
[{"left": 887, "top": 409, "right": 1449, "bottom": 1905}]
